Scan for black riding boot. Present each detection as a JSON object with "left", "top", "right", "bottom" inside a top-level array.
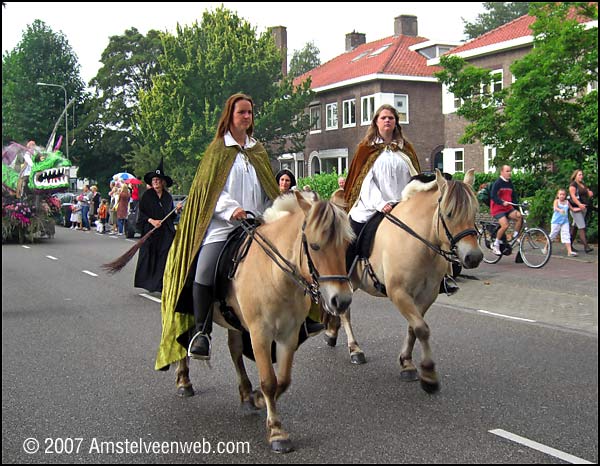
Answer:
[
  {"left": 439, "top": 274, "right": 459, "bottom": 295},
  {"left": 189, "top": 283, "right": 214, "bottom": 360}
]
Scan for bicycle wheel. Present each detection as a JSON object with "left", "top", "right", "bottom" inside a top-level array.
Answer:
[
  {"left": 478, "top": 226, "right": 502, "bottom": 264},
  {"left": 519, "top": 228, "right": 552, "bottom": 268}
]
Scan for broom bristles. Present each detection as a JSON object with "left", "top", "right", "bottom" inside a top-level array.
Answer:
[
  {"left": 101, "top": 228, "right": 155, "bottom": 274},
  {"left": 101, "top": 204, "right": 180, "bottom": 275}
]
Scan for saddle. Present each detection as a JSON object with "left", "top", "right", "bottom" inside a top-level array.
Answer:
[{"left": 213, "top": 219, "right": 310, "bottom": 363}]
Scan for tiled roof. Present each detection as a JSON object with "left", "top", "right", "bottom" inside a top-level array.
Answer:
[
  {"left": 294, "top": 34, "right": 442, "bottom": 89},
  {"left": 448, "top": 14, "right": 535, "bottom": 55}
]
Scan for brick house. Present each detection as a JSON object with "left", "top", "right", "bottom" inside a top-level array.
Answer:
[{"left": 287, "top": 15, "right": 459, "bottom": 177}]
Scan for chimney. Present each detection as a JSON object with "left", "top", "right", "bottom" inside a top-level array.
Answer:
[
  {"left": 345, "top": 31, "right": 366, "bottom": 52},
  {"left": 270, "top": 26, "right": 288, "bottom": 77},
  {"left": 394, "top": 15, "right": 418, "bottom": 37}
]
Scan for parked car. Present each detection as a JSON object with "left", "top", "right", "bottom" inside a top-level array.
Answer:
[{"left": 52, "top": 192, "right": 77, "bottom": 227}]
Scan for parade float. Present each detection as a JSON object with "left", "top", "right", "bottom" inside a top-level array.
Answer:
[{"left": 2, "top": 102, "right": 75, "bottom": 244}]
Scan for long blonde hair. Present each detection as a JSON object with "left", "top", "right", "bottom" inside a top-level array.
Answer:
[{"left": 360, "top": 104, "right": 406, "bottom": 145}]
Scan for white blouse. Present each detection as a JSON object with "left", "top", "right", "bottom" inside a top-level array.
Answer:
[
  {"left": 203, "top": 131, "right": 270, "bottom": 245},
  {"left": 349, "top": 139, "right": 418, "bottom": 223}
]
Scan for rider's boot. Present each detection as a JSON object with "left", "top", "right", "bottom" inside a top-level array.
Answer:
[
  {"left": 438, "top": 275, "right": 459, "bottom": 296},
  {"left": 189, "top": 283, "right": 214, "bottom": 360}
]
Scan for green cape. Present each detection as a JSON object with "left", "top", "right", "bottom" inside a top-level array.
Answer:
[{"left": 155, "top": 139, "right": 279, "bottom": 370}]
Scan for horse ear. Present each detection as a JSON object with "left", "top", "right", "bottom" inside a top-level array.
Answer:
[
  {"left": 294, "top": 189, "right": 312, "bottom": 214},
  {"left": 330, "top": 188, "right": 346, "bottom": 209},
  {"left": 435, "top": 169, "right": 447, "bottom": 192},
  {"left": 463, "top": 168, "right": 475, "bottom": 187}
]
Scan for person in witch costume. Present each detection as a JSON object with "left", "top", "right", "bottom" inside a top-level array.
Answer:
[
  {"left": 133, "top": 159, "right": 182, "bottom": 293},
  {"left": 155, "top": 93, "right": 281, "bottom": 368}
]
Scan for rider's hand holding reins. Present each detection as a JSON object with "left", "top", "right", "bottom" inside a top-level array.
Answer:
[{"left": 231, "top": 207, "right": 247, "bottom": 221}]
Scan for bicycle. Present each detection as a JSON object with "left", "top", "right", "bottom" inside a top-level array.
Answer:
[{"left": 477, "top": 201, "right": 552, "bottom": 268}]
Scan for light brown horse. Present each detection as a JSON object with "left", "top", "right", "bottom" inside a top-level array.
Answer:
[
  {"left": 327, "top": 169, "right": 482, "bottom": 393},
  {"left": 176, "top": 190, "right": 354, "bottom": 453}
]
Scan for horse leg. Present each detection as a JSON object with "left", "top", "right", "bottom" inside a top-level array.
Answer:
[
  {"left": 390, "top": 291, "right": 439, "bottom": 393},
  {"left": 398, "top": 326, "right": 419, "bottom": 382},
  {"left": 339, "top": 309, "right": 366, "bottom": 364},
  {"left": 323, "top": 313, "right": 340, "bottom": 347},
  {"left": 251, "top": 330, "right": 293, "bottom": 454},
  {"left": 175, "top": 357, "right": 195, "bottom": 397},
  {"left": 227, "top": 330, "right": 263, "bottom": 411}
]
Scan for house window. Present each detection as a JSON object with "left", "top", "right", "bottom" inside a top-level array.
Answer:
[
  {"left": 309, "top": 106, "right": 321, "bottom": 132},
  {"left": 361, "top": 95, "right": 375, "bottom": 125},
  {"left": 484, "top": 146, "right": 496, "bottom": 173},
  {"left": 394, "top": 94, "right": 408, "bottom": 123},
  {"left": 342, "top": 99, "right": 356, "bottom": 128},
  {"left": 483, "top": 69, "right": 503, "bottom": 96},
  {"left": 326, "top": 103, "right": 338, "bottom": 130},
  {"left": 454, "top": 150, "right": 464, "bottom": 173}
]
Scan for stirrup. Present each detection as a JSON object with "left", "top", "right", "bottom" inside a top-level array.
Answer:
[
  {"left": 440, "top": 275, "right": 459, "bottom": 296},
  {"left": 188, "top": 331, "right": 211, "bottom": 361}
]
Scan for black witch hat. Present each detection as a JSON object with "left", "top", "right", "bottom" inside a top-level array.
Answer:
[{"left": 144, "top": 158, "right": 173, "bottom": 187}]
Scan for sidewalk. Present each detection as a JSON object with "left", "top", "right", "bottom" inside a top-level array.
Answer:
[{"left": 547, "top": 240, "right": 597, "bottom": 264}]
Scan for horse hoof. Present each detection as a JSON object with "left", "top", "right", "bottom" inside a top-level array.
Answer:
[
  {"left": 271, "top": 439, "right": 294, "bottom": 454},
  {"left": 324, "top": 334, "right": 337, "bottom": 347},
  {"left": 176, "top": 385, "right": 195, "bottom": 397},
  {"left": 350, "top": 352, "right": 366, "bottom": 364},
  {"left": 420, "top": 379, "right": 440, "bottom": 394},
  {"left": 399, "top": 369, "right": 419, "bottom": 382}
]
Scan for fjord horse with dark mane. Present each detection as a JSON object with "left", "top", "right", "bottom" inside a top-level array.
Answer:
[
  {"left": 327, "top": 169, "right": 482, "bottom": 393},
  {"left": 176, "top": 190, "right": 354, "bottom": 453}
]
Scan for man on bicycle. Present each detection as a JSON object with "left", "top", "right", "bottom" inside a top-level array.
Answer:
[{"left": 490, "top": 165, "right": 522, "bottom": 255}]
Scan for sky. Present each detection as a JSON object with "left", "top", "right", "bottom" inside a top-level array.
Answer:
[{"left": 2, "top": 2, "right": 485, "bottom": 86}]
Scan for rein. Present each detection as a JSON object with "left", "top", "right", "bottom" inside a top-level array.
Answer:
[
  {"left": 384, "top": 197, "right": 477, "bottom": 265},
  {"left": 240, "top": 216, "right": 349, "bottom": 304}
]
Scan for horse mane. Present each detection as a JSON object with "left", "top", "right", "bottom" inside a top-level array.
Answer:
[
  {"left": 263, "top": 192, "right": 354, "bottom": 248},
  {"left": 400, "top": 177, "right": 479, "bottom": 225}
]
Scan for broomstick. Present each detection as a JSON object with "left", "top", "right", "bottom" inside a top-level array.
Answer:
[{"left": 101, "top": 204, "right": 180, "bottom": 274}]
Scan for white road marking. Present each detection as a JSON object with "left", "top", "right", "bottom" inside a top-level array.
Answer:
[
  {"left": 489, "top": 429, "right": 592, "bottom": 464},
  {"left": 477, "top": 309, "right": 536, "bottom": 323},
  {"left": 46, "top": 255, "right": 58, "bottom": 260},
  {"left": 82, "top": 270, "right": 98, "bottom": 277},
  {"left": 140, "top": 293, "right": 161, "bottom": 303},
  {"left": 22, "top": 245, "right": 31, "bottom": 249}
]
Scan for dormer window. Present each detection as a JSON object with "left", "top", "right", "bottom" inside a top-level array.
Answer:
[{"left": 369, "top": 44, "right": 392, "bottom": 57}]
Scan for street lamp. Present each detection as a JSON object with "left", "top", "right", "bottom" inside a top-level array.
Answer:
[{"left": 36, "top": 82, "right": 68, "bottom": 159}]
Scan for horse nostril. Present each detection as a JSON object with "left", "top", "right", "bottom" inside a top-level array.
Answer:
[{"left": 332, "top": 294, "right": 351, "bottom": 312}]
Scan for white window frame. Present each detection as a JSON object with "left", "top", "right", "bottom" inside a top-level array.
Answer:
[
  {"left": 484, "top": 146, "right": 496, "bottom": 174},
  {"left": 361, "top": 95, "right": 375, "bottom": 125},
  {"left": 342, "top": 99, "right": 356, "bottom": 128},
  {"left": 326, "top": 102, "right": 338, "bottom": 130},
  {"left": 454, "top": 149, "right": 464, "bottom": 173},
  {"left": 394, "top": 94, "right": 409, "bottom": 124}
]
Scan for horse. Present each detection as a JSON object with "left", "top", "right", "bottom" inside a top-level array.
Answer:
[
  {"left": 175, "top": 190, "right": 354, "bottom": 453},
  {"left": 326, "top": 168, "right": 482, "bottom": 393}
]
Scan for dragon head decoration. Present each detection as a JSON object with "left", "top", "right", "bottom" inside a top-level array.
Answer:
[{"left": 2, "top": 142, "right": 72, "bottom": 195}]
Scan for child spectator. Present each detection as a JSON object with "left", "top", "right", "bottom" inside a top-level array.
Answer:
[
  {"left": 548, "top": 188, "right": 577, "bottom": 257},
  {"left": 98, "top": 199, "right": 109, "bottom": 233},
  {"left": 71, "top": 196, "right": 83, "bottom": 230}
]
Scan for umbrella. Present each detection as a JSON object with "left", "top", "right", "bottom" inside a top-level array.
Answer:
[
  {"left": 124, "top": 178, "right": 143, "bottom": 185},
  {"left": 111, "top": 172, "right": 135, "bottom": 182}
]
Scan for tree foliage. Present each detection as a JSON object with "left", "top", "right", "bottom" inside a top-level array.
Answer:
[
  {"left": 289, "top": 41, "right": 321, "bottom": 78},
  {"left": 2, "top": 20, "right": 84, "bottom": 151},
  {"left": 463, "top": 2, "right": 533, "bottom": 39},
  {"left": 131, "top": 6, "right": 313, "bottom": 192},
  {"left": 437, "top": 2, "right": 598, "bottom": 171}
]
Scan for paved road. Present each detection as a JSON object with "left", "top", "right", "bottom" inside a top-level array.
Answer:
[{"left": 2, "top": 229, "right": 597, "bottom": 463}]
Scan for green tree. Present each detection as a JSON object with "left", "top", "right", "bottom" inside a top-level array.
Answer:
[
  {"left": 463, "top": 2, "right": 533, "bottom": 39},
  {"left": 437, "top": 2, "right": 597, "bottom": 170},
  {"left": 2, "top": 19, "right": 85, "bottom": 151},
  {"left": 289, "top": 41, "right": 321, "bottom": 78},
  {"left": 132, "top": 6, "right": 313, "bottom": 192},
  {"left": 75, "top": 28, "right": 165, "bottom": 189}
]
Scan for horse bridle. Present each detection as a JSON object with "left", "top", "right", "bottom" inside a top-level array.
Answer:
[
  {"left": 240, "top": 218, "right": 351, "bottom": 304},
  {"left": 384, "top": 196, "right": 478, "bottom": 264}
]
